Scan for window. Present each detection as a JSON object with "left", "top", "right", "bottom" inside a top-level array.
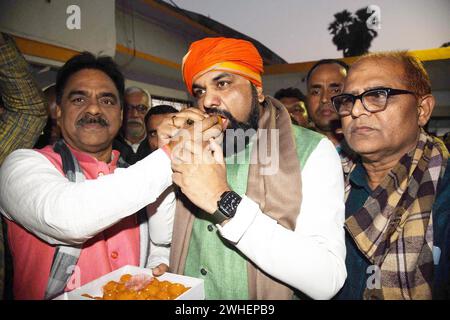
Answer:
[{"left": 151, "top": 95, "right": 193, "bottom": 111}]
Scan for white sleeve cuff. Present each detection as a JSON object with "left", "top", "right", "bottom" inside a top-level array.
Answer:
[
  {"left": 147, "top": 186, "right": 175, "bottom": 245},
  {"left": 147, "top": 243, "right": 170, "bottom": 269},
  {"left": 217, "top": 195, "right": 259, "bottom": 244}
]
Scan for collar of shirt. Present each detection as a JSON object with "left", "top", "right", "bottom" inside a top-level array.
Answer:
[
  {"left": 65, "top": 144, "right": 120, "bottom": 176},
  {"left": 349, "top": 161, "right": 372, "bottom": 194},
  {"left": 124, "top": 135, "right": 147, "bottom": 153}
]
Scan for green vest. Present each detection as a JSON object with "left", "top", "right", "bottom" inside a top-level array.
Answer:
[{"left": 184, "top": 125, "right": 324, "bottom": 299}]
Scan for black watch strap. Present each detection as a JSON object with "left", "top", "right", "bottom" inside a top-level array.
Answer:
[{"left": 211, "top": 208, "right": 230, "bottom": 225}]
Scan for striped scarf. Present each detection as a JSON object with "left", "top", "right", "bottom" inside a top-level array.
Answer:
[{"left": 342, "top": 129, "right": 448, "bottom": 299}]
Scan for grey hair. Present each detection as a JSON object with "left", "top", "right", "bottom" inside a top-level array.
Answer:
[{"left": 125, "top": 86, "right": 152, "bottom": 108}]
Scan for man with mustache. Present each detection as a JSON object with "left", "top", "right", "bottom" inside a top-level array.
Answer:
[
  {"left": 113, "top": 87, "right": 152, "bottom": 165},
  {"left": 0, "top": 52, "right": 221, "bottom": 299},
  {"left": 332, "top": 52, "right": 450, "bottom": 300},
  {"left": 154, "top": 37, "right": 347, "bottom": 299},
  {"left": 306, "top": 59, "right": 349, "bottom": 147}
]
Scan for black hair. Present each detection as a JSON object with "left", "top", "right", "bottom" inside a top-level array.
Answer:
[
  {"left": 274, "top": 87, "right": 306, "bottom": 102},
  {"left": 144, "top": 104, "right": 179, "bottom": 125},
  {"left": 55, "top": 52, "right": 125, "bottom": 107},
  {"left": 306, "top": 59, "right": 350, "bottom": 84}
]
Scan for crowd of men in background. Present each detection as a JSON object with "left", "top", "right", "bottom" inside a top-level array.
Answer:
[{"left": 0, "top": 32, "right": 449, "bottom": 300}]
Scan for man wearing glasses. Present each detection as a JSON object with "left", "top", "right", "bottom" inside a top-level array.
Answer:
[
  {"left": 332, "top": 52, "right": 450, "bottom": 300},
  {"left": 113, "top": 86, "right": 152, "bottom": 164}
]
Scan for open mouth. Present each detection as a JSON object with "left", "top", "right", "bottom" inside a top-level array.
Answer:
[
  {"left": 216, "top": 115, "right": 228, "bottom": 131},
  {"left": 207, "top": 114, "right": 228, "bottom": 131},
  {"left": 205, "top": 108, "right": 233, "bottom": 130}
]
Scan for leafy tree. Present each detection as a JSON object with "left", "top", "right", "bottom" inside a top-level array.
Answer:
[{"left": 329, "top": 7, "right": 378, "bottom": 57}]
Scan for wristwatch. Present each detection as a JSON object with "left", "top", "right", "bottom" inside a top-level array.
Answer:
[{"left": 211, "top": 191, "right": 242, "bottom": 224}]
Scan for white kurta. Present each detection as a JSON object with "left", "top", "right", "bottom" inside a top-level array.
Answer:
[{"left": 218, "top": 138, "right": 347, "bottom": 299}]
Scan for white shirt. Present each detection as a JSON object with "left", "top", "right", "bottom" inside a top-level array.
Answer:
[
  {"left": 125, "top": 136, "right": 146, "bottom": 153},
  {"left": 0, "top": 148, "right": 173, "bottom": 248},
  {"left": 146, "top": 185, "right": 175, "bottom": 268},
  {"left": 217, "top": 138, "right": 346, "bottom": 300}
]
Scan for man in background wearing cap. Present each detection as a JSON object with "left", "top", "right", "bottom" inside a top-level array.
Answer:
[
  {"left": 113, "top": 87, "right": 153, "bottom": 165},
  {"left": 156, "top": 37, "right": 347, "bottom": 300}
]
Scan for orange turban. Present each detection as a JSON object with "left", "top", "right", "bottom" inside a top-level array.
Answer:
[{"left": 182, "top": 37, "right": 264, "bottom": 95}]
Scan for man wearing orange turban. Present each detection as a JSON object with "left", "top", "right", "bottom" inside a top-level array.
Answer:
[
  {"left": 182, "top": 37, "right": 263, "bottom": 96},
  {"left": 156, "top": 37, "right": 346, "bottom": 300}
]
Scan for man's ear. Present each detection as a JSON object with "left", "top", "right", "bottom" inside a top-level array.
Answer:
[
  {"left": 417, "top": 94, "right": 435, "bottom": 127},
  {"left": 256, "top": 86, "right": 265, "bottom": 103},
  {"left": 56, "top": 104, "right": 62, "bottom": 127}
]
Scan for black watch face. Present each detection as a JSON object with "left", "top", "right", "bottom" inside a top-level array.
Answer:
[{"left": 220, "top": 192, "right": 241, "bottom": 217}]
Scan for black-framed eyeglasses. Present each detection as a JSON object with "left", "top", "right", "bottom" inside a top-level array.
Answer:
[
  {"left": 331, "top": 87, "right": 415, "bottom": 116},
  {"left": 126, "top": 104, "right": 149, "bottom": 114}
]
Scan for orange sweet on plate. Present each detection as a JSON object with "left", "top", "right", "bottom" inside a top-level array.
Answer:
[
  {"left": 119, "top": 274, "right": 133, "bottom": 283},
  {"left": 168, "top": 283, "right": 188, "bottom": 298},
  {"left": 116, "top": 290, "right": 136, "bottom": 300},
  {"left": 155, "top": 291, "right": 171, "bottom": 300},
  {"left": 158, "top": 280, "right": 171, "bottom": 292},
  {"left": 83, "top": 274, "right": 190, "bottom": 300},
  {"left": 103, "top": 280, "right": 118, "bottom": 292},
  {"left": 143, "top": 284, "right": 159, "bottom": 297}
]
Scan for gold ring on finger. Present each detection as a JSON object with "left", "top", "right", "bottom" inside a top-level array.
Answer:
[{"left": 171, "top": 115, "right": 177, "bottom": 127}]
